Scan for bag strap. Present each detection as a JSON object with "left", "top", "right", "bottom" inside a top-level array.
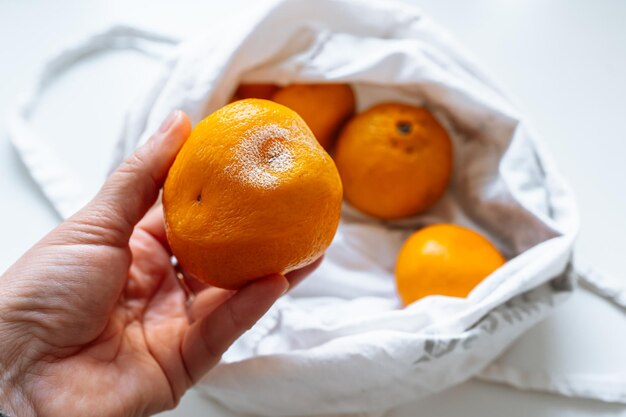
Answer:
[
  {"left": 478, "top": 260, "right": 626, "bottom": 404},
  {"left": 6, "top": 25, "right": 179, "bottom": 219},
  {"left": 576, "top": 259, "right": 626, "bottom": 311}
]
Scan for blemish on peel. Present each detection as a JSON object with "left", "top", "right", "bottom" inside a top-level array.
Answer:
[
  {"left": 226, "top": 124, "right": 295, "bottom": 189},
  {"left": 396, "top": 121, "right": 412, "bottom": 135}
]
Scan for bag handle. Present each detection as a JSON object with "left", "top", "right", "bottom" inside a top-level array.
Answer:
[
  {"left": 576, "top": 259, "right": 626, "bottom": 311},
  {"left": 478, "top": 259, "right": 626, "bottom": 404},
  {"left": 6, "top": 25, "right": 179, "bottom": 219}
]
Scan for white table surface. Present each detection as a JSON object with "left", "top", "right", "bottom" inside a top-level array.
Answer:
[{"left": 1, "top": 1, "right": 625, "bottom": 416}]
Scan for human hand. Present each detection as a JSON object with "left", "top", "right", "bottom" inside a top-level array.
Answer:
[{"left": 0, "top": 111, "right": 320, "bottom": 417}]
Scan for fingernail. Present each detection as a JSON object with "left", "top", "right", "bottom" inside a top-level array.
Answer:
[{"left": 159, "top": 110, "right": 180, "bottom": 133}]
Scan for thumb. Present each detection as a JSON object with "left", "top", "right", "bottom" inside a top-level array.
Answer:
[{"left": 74, "top": 110, "right": 191, "bottom": 245}]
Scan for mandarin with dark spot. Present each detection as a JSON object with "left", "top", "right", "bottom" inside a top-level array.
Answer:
[
  {"left": 334, "top": 103, "right": 453, "bottom": 219},
  {"left": 163, "top": 99, "right": 342, "bottom": 289}
]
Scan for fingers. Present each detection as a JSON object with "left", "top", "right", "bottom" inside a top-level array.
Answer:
[
  {"left": 79, "top": 111, "right": 191, "bottom": 246},
  {"left": 180, "top": 270, "right": 212, "bottom": 295},
  {"left": 285, "top": 256, "right": 323, "bottom": 289},
  {"left": 183, "top": 255, "right": 324, "bottom": 320},
  {"left": 136, "top": 205, "right": 171, "bottom": 253},
  {"left": 181, "top": 274, "right": 288, "bottom": 384},
  {"left": 187, "top": 287, "right": 235, "bottom": 322},
  {"left": 178, "top": 258, "right": 322, "bottom": 384}
]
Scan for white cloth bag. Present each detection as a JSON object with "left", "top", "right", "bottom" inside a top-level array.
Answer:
[{"left": 6, "top": 0, "right": 626, "bottom": 415}]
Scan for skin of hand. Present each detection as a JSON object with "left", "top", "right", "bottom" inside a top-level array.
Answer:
[{"left": 0, "top": 111, "right": 320, "bottom": 417}]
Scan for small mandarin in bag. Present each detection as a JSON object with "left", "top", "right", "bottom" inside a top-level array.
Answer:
[
  {"left": 232, "top": 83, "right": 279, "bottom": 101},
  {"left": 395, "top": 224, "right": 506, "bottom": 305},
  {"left": 272, "top": 83, "right": 355, "bottom": 151}
]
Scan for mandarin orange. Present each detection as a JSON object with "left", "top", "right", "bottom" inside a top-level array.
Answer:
[
  {"left": 395, "top": 224, "right": 505, "bottom": 305},
  {"left": 163, "top": 99, "right": 343, "bottom": 289},
  {"left": 334, "top": 103, "right": 452, "bottom": 219},
  {"left": 271, "top": 84, "right": 355, "bottom": 150},
  {"left": 232, "top": 83, "right": 279, "bottom": 101}
]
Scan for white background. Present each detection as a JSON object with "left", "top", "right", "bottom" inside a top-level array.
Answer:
[{"left": 1, "top": 1, "right": 625, "bottom": 416}]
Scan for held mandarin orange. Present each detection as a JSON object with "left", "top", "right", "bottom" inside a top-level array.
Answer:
[
  {"left": 395, "top": 224, "right": 505, "bottom": 305},
  {"left": 163, "top": 99, "right": 343, "bottom": 289},
  {"left": 232, "top": 83, "right": 279, "bottom": 101},
  {"left": 271, "top": 84, "right": 355, "bottom": 150},
  {"left": 334, "top": 103, "right": 452, "bottom": 219}
]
